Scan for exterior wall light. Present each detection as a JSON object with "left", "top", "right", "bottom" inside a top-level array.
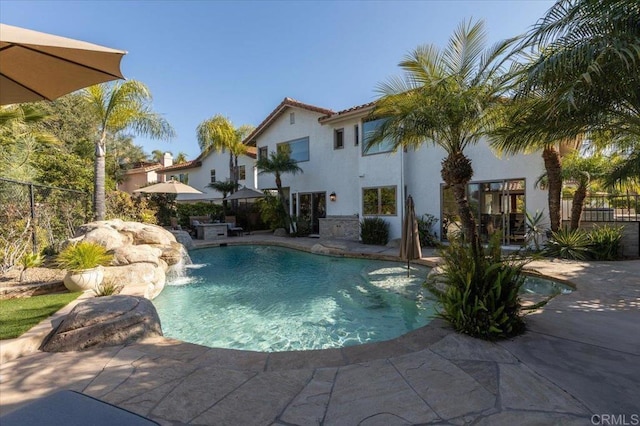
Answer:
[{"left": 329, "top": 192, "right": 337, "bottom": 202}]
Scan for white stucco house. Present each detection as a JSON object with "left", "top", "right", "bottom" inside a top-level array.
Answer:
[
  {"left": 157, "top": 146, "right": 258, "bottom": 203},
  {"left": 159, "top": 96, "right": 549, "bottom": 244},
  {"left": 247, "top": 97, "right": 547, "bottom": 245}
]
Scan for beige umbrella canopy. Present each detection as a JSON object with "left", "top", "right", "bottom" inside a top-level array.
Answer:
[
  {"left": 0, "top": 23, "right": 127, "bottom": 105},
  {"left": 223, "top": 186, "right": 265, "bottom": 201},
  {"left": 400, "top": 195, "right": 422, "bottom": 277},
  {"left": 133, "top": 180, "right": 203, "bottom": 195}
]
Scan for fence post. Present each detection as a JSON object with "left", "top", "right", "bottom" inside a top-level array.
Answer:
[{"left": 29, "top": 182, "right": 37, "bottom": 254}]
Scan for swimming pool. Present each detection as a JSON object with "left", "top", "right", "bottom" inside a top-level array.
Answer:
[
  {"left": 153, "top": 245, "right": 572, "bottom": 352},
  {"left": 154, "top": 245, "right": 434, "bottom": 352}
]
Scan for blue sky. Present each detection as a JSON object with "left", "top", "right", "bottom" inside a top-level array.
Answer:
[{"left": 2, "top": 0, "right": 555, "bottom": 160}]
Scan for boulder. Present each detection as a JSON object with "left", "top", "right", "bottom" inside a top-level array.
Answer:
[
  {"left": 63, "top": 220, "right": 188, "bottom": 299},
  {"left": 110, "top": 244, "right": 163, "bottom": 266},
  {"left": 170, "top": 230, "right": 194, "bottom": 250},
  {"left": 41, "top": 295, "right": 162, "bottom": 352},
  {"left": 273, "top": 228, "right": 288, "bottom": 237}
]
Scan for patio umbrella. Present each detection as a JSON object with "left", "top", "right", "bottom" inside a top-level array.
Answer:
[
  {"left": 133, "top": 180, "right": 203, "bottom": 194},
  {"left": 223, "top": 186, "right": 265, "bottom": 201},
  {"left": 400, "top": 195, "right": 422, "bottom": 277},
  {"left": 0, "top": 23, "right": 126, "bottom": 105}
]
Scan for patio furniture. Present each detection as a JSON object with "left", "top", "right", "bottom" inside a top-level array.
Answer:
[
  {"left": 225, "top": 216, "right": 244, "bottom": 236},
  {"left": 0, "top": 390, "right": 159, "bottom": 426}
]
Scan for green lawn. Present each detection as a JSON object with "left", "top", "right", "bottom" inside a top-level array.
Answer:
[{"left": 0, "top": 292, "right": 82, "bottom": 340}]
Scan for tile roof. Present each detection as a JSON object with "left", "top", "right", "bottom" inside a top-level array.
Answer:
[
  {"left": 157, "top": 160, "right": 202, "bottom": 173},
  {"left": 318, "top": 101, "right": 376, "bottom": 123},
  {"left": 243, "top": 97, "right": 334, "bottom": 144}
]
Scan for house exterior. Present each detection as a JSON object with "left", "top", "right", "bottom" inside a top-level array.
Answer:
[
  {"left": 249, "top": 97, "right": 548, "bottom": 244},
  {"left": 157, "top": 147, "right": 257, "bottom": 203},
  {"left": 118, "top": 152, "right": 173, "bottom": 194}
]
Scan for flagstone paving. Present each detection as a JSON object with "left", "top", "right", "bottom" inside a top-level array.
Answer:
[{"left": 1, "top": 234, "right": 639, "bottom": 425}]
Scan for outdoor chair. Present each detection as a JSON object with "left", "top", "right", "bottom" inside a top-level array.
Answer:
[{"left": 225, "top": 216, "right": 244, "bottom": 236}]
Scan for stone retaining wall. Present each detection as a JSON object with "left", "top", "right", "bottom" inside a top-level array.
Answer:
[{"left": 319, "top": 216, "right": 360, "bottom": 241}]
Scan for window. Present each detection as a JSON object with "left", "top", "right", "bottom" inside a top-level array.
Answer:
[
  {"left": 354, "top": 124, "right": 359, "bottom": 146},
  {"left": 290, "top": 112, "right": 295, "bottom": 124},
  {"left": 277, "top": 137, "right": 309, "bottom": 162},
  {"left": 363, "top": 186, "right": 396, "bottom": 215},
  {"left": 334, "top": 128, "right": 344, "bottom": 149},
  {"left": 258, "top": 146, "right": 268, "bottom": 160},
  {"left": 363, "top": 118, "right": 394, "bottom": 155},
  {"left": 210, "top": 169, "right": 216, "bottom": 183},
  {"left": 238, "top": 165, "right": 246, "bottom": 180}
]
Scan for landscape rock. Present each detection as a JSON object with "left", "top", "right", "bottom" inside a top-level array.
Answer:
[
  {"left": 64, "top": 220, "right": 188, "bottom": 299},
  {"left": 273, "top": 228, "right": 288, "bottom": 237},
  {"left": 41, "top": 295, "right": 162, "bottom": 352}
]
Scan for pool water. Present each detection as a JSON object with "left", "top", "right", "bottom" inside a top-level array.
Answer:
[
  {"left": 154, "top": 245, "right": 434, "bottom": 352},
  {"left": 154, "top": 245, "right": 573, "bottom": 352}
]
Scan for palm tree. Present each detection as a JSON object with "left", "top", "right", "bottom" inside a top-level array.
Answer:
[
  {"left": 369, "top": 19, "right": 518, "bottom": 250},
  {"left": 83, "top": 80, "right": 175, "bottom": 220},
  {"left": 175, "top": 152, "right": 188, "bottom": 164},
  {"left": 207, "top": 180, "right": 239, "bottom": 217},
  {"left": 196, "top": 115, "right": 254, "bottom": 191},
  {"left": 150, "top": 149, "right": 167, "bottom": 163},
  {"left": 255, "top": 150, "right": 303, "bottom": 233},
  {"left": 0, "top": 104, "right": 59, "bottom": 179},
  {"left": 493, "top": 0, "right": 640, "bottom": 229}
]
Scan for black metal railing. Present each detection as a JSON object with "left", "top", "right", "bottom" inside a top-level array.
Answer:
[
  {"left": 0, "top": 178, "right": 91, "bottom": 272},
  {"left": 562, "top": 194, "right": 639, "bottom": 222}
]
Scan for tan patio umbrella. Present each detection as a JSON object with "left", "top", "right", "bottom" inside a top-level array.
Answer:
[
  {"left": 133, "top": 180, "right": 203, "bottom": 195},
  {"left": 0, "top": 23, "right": 127, "bottom": 105},
  {"left": 223, "top": 186, "right": 265, "bottom": 201},
  {"left": 400, "top": 195, "right": 422, "bottom": 277}
]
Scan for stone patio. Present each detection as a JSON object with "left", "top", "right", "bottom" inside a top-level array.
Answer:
[{"left": 1, "top": 234, "right": 639, "bottom": 425}]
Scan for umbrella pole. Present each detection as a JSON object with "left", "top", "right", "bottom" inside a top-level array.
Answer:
[{"left": 407, "top": 259, "right": 410, "bottom": 277}]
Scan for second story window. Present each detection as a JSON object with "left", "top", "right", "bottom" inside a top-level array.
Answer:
[
  {"left": 277, "top": 137, "right": 309, "bottom": 162},
  {"left": 238, "top": 165, "right": 246, "bottom": 180},
  {"left": 210, "top": 169, "right": 216, "bottom": 183},
  {"left": 258, "top": 146, "right": 268, "bottom": 160},
  {"left": 334, "top": 128, "right": 344, "bottom": 150},
  {"left": 290, "top": 112, "right": 295, "bottom": 124},
  {"left": 354, "top": 124, "right": 359, "bottom": 146}
]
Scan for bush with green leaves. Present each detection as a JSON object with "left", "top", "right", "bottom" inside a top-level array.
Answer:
[
  {"left": 106, "top": 191, "right": 157, "bottom": 224},
  {"left": 360, "top": 217, "right": 389, "bottom": 245},
  {"left": 544, "top": 228, "right": 592, "bottom": 260},
  {"left": 417, "top": 213, "right": 439, "bottom": 247},
  {"left": 57, "top": 241, "right": 113, "bottom": 271},
  {"left": 426, "top": 234, "right": 527, "bottom": 340},
  {"left": 19, "top": 252, "right": 43, "bottom": 282},
  {"left": 93, "top": 279, "right": 124, "bottom": 297},
  {"left": 587, "top": 225, "right": 624, "bottom": 260},
  {"left": 175, "top": 202, "right": 223, "bottom": 227},
  {"left": 257, "top": 194, "right": 287, "bottom": 231}
]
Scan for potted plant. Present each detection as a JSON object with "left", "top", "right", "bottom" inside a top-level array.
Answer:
[{"left": 57, "top": 241, "right": 113, "bottom": 292}]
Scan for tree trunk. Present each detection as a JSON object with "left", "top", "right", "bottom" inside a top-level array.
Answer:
[
  {"left": 570, "top": 182, "right": 587, "bottom": 230},
  {"left": 440, "top": 151, "right": 479, "bottom": 251},
  {"left": 93, "top": 133, "right": 107, "bottom": 221},
  {"left": 275, "top": 173, "right": 292, "bottom": 233},
  {"left": 542, "top": 147, "right": 562, "bottom": 232}
]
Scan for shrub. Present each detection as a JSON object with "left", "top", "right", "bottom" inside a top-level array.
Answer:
[
  {"left": 57, "top": 241, "right": 113, "bottom": 271},
  {"left": 291, "top": 216, "right": 312, "bottom": 237},
  {"left": 417, "top": 213, "right": 439, "bottom": 247},
  {"left": 257, "top": 194, "right": 287, "bottom": 231},
  {"left": 426, "top": 234, "right": 527, "bottom": 340},
  {"left": 360, "top": 217, "right": 389, "bottom": 245},
  {"left": 93, "top": 279, "right": 124, "bottom": 297},
  {"left": 176, "top": 202, "right": 223, "bottom": 227},
  {"left": 544, "top": 228, "right": 591, "bottom": 260},
  {"left": 588, "top": 225, "right": 624, "bottom": 260},
  {"left": 106, "top": 191, "right": 157, "bottom": 224},
  {"left": 19, "top": 252, "right": 44, "bottom": 282}
]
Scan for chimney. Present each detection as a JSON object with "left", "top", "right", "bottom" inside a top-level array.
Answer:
[{"left": 163, "top": 152, "right": 173, "bottom": 167}]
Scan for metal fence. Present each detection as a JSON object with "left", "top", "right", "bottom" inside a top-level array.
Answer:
[
  {"left": 0, "top": 177, "right": 91, "bottom": 273},
  {"left": 562, "top": 194, "right": 639, "bottom": 222}
]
